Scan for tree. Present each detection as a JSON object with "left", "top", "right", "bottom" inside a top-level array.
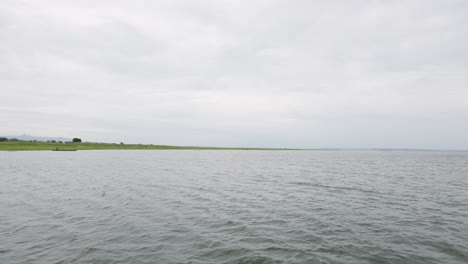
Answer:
[
  {"left": 0, "top": 137, "right": 8, "bottom": 142},
  {"left": 72, "top": 138, "right": 82, "bottom": 143}
]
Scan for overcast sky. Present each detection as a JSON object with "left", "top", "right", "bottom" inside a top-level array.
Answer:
[{"left": 1, "top": 0, "right": 468, "bottom": 149}]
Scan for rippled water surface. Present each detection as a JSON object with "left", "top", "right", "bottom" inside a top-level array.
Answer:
[{"left": 1, "top": 150, "right": 468, "bottom": 264}]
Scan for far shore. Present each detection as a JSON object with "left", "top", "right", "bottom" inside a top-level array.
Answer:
[{"left": 0, "top": 141, "right": 300, "bottom": 151}]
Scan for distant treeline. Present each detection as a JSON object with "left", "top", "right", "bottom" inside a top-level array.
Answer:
[{"left": 0, "top": 137, "right": 82, "bottom": 143}]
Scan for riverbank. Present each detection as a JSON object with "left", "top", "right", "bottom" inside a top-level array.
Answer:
[{"left": 0, "top": 141, "right": 296, "bottom": 151}]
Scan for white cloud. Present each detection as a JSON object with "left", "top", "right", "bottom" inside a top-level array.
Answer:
[{"left": 1, "top": 0, "right": 468, "bottom": 149}]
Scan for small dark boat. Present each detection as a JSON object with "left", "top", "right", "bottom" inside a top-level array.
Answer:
[{"left": 53, "top": 147, "right": 77, "bottom": 151}]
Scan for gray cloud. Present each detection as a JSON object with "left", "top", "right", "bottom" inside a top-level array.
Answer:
[{"left": 1, "top": 0, "right": 468, "bottom": 149}]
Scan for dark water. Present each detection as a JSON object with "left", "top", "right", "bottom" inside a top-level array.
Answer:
[{"left": 1, "top": 150, "right": 468, "bottom": 264}]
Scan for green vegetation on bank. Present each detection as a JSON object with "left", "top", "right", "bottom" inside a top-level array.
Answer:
[{"left": 0, "top": 140, "right": 297, "bottom": 151}]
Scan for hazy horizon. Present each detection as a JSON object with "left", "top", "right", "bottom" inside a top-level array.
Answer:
[{"left": 2, "top": 1, "right": 468, "bottom": 149}]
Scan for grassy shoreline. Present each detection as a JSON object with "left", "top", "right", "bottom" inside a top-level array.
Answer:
[{"left": 0, "top": 141, "right": 297, "bottom": 151}]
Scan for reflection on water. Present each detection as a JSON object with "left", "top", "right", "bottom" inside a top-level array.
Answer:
[{"left": 1, "top": 150, "right": 468, "bottom": 263}]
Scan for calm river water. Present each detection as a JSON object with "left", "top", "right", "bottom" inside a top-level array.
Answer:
[{"left": 1, "top": 150, "right": 467, "bottom": 264}]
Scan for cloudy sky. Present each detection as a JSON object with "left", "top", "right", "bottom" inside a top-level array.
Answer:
[{"left": 1, "top": 0, "right": 468, "bottom": 149}]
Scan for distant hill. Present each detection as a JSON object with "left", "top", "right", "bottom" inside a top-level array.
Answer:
[{"left": 0, "top": 134, "right": 71, "bottom": 142}]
